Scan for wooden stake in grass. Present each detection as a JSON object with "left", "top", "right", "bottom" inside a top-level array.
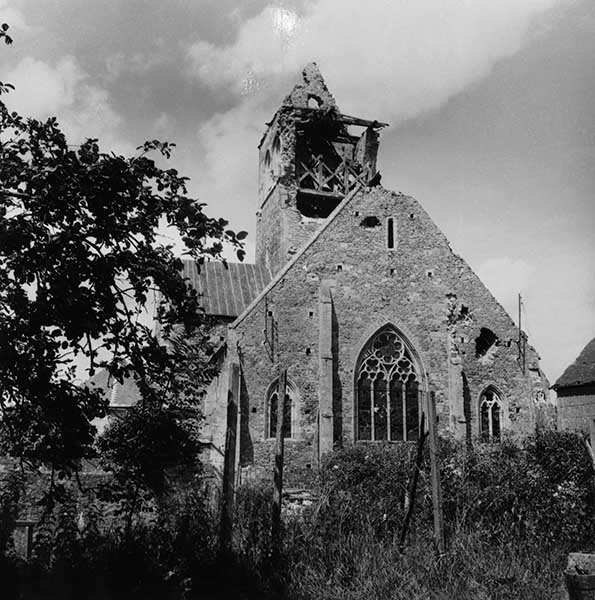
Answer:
[
  {"left": 399, "top": 411, "right": 427, "bottom": 553},
  {"left": 271, "top": 368, "right": 287, "bottom": 565},
  {"left": 427, "top": 391, "right": 446, "bottom": 555},
  {"left": 220, "top": 363, "right": 240, "bottom": 558}
]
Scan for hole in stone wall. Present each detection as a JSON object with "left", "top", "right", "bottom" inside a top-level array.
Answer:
[
  {"left": 390, "top": 268, "right": 396, "bottom": 276},
  {"left": 251, "top": 407, "right": 257, "bottom": 413},
  {"left": 426, "top": 270, "right": 434, "bottom": 278},
  {"left": 306, "top": 348, "right": 311, "bottom": 356},
  {"left": 309, "top": 311, "right": 314, "bottom": 318},
  {"left": 336, "top": 264, "right": 343, "bottom": 272},
  {"left": 354, "top": 211, "right": 360, "bottom": 217},
  {"left": 475, "top": 327, "right": 498, "bottom": 358},
  {"left": 308, "top": 95, "right": 322, "bottom": 109},
  {"left": 297, "top": 191, "right": 341, "bottom": 219},
  {"left": 409, "top": 213, "right": 415, "bottom": 219},
  {"left": 360, "top": 216, "right": 381, "bottom": 228},
  {"left": 306, "top": 463, "right": 312, "bottom": 469}
]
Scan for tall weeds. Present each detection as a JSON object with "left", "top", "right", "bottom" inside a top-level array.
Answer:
[{"left": 0, "top": 431, "right": 592, "bottom": 599}]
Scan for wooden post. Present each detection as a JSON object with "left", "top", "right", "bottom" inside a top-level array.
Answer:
[
  {"left": 319, "top": 280, "right": 334, "bottom": 461},
  {"left": 220, "top": 363, "right": 240, "bottom": 557},
  {"left": 398, "top": 412, "right": 427, "bottom": 553},
  {"left": 427, "top": 391, "right": 446, "bottom": 555},
  {"left": 271, "top": 368, "right": 287, "bottom": 564},
  {"left": 584, "top": 419, "right": 595, "bottom": 475}
]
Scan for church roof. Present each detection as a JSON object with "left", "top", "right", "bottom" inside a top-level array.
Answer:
[
  {"left": 554, "top": 337, "right": 595, "bottom": 389},
  {"left": 182, "top": 259, "right": 271, "bottom": 318}
]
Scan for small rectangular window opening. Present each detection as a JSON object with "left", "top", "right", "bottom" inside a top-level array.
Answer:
[
  {"left": 390, "top": 268, "right": 396, "bottom": 276},
  {"left": 336, "top": 264, "right": 343, "bottom": 272},
  {"left": 387, "top": 217, "right": 395, "bottom": 249}
]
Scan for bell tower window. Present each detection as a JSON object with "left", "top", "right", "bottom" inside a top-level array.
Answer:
[{"left": 356, "top": 327, "right": 422, "bottom": 442}]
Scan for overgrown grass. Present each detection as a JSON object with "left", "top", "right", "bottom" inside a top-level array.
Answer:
[{"left": 0, "top": 431, "right": 593, "bottom": 599}]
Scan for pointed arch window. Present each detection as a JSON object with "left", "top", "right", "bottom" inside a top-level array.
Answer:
[
  {"left": 479, "top": 387, "right": 501, "bottom": 442},
  {"left": 356, "top": 328, "right": 421, "bottom": 442},
  {"left": 266, "top": 379, "right": 296, "bottom": 439}
]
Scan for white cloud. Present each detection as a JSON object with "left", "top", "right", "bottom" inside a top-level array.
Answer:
[
  {"left": 0, "top": 0, "right": 30, "bottom": 34},
  {"left": 105, "top": 51, "right": 166, "bottom": 82},
  {"left": 154, "top": 112, "right": 174, "bottom": 134},
  {"left": 2, "top": 55, "right": 133, "bottom": 154},
  {"left": 193, "top": 94, "right": 272, "bottom": 239},
  {"left": 188, "top": 0, "right": 568, "bottom": 121},
  {"left": 4, "top": 56, "right": 82, "bottom": 116},
  {"left": 188, "top": 0, "right": 570, "bottom": 262}
]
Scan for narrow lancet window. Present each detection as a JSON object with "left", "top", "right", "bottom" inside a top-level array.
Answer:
[
  {"left": 356, "top": 327, "right": 421, "bottom": 441},
  {"left": 267, "top": 378, "right": 296, "bottom": 439},
  {"left": 479, "top": 387, "right": 502, "bottom": 442},
  {"left": 387, "top": 217, "right": 395, "bottom": 249}
]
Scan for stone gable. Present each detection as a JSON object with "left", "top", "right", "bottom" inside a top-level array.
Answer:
[{"left": 202, "top": 185, "right": 552, "bottom": 486}]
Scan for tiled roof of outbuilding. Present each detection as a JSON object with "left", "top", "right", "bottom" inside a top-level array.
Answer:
[
  {"left": 554, "top": 337, "right": 595, "bottom": 389},
  {"left": 182, "top": 259, "right": 270, "bottom": 318}
]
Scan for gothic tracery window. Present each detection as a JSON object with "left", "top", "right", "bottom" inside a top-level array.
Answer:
[
  {"left": 479, "top": 387, "right": 501, "bottom": 442},
  {"left": 356, "top": 328, "right": 421, "bottom": 442}
]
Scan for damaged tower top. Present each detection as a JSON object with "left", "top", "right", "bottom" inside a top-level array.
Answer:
[
  {"left": 256, "top": 63, "right": 388, "bottom": 276},
  {"left": 282, "top": 62, "right": 338, "bottom": 111}
]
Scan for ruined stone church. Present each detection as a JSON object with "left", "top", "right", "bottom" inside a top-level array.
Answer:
[{"left": 181, "top": 64, "right": 551, "bottom": 487}]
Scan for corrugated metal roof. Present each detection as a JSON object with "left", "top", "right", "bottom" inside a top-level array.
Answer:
[
  {"left": 554, "top": 337, "right": 595, "bottom": 389},
  {"left": 182, "top": 259, "right": 271, "bottom": 318}
]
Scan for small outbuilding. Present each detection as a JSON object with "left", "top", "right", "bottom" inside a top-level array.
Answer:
[{"left": 554, "top": 337, "right": 595, "bottom": 434}]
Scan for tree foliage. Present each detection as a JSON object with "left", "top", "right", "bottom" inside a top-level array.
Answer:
[
  {"left": 0, "top": 24, "right": 245, "bottom": 477},
  {"left": 0, "top": 23, "right": 13, "bottom": 96}
]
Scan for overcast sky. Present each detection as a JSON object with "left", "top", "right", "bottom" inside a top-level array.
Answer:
[{"left": 1, "top": 0, "right": 593, "bottom": 383}]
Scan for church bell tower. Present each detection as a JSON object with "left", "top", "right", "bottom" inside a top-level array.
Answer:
[{"left": 256, "top": 63, "right": 387, "bottom": 276}]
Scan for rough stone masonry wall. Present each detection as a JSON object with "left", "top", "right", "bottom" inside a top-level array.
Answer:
[
  {"left": 557, "top": 386, "right": 595, "bottom": 434},
  {"left": 230, "top": 186, "right": 548, "bottom": 486},
  {"left": 256, "top": 109, "right": 330, "bottom": 277}
]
